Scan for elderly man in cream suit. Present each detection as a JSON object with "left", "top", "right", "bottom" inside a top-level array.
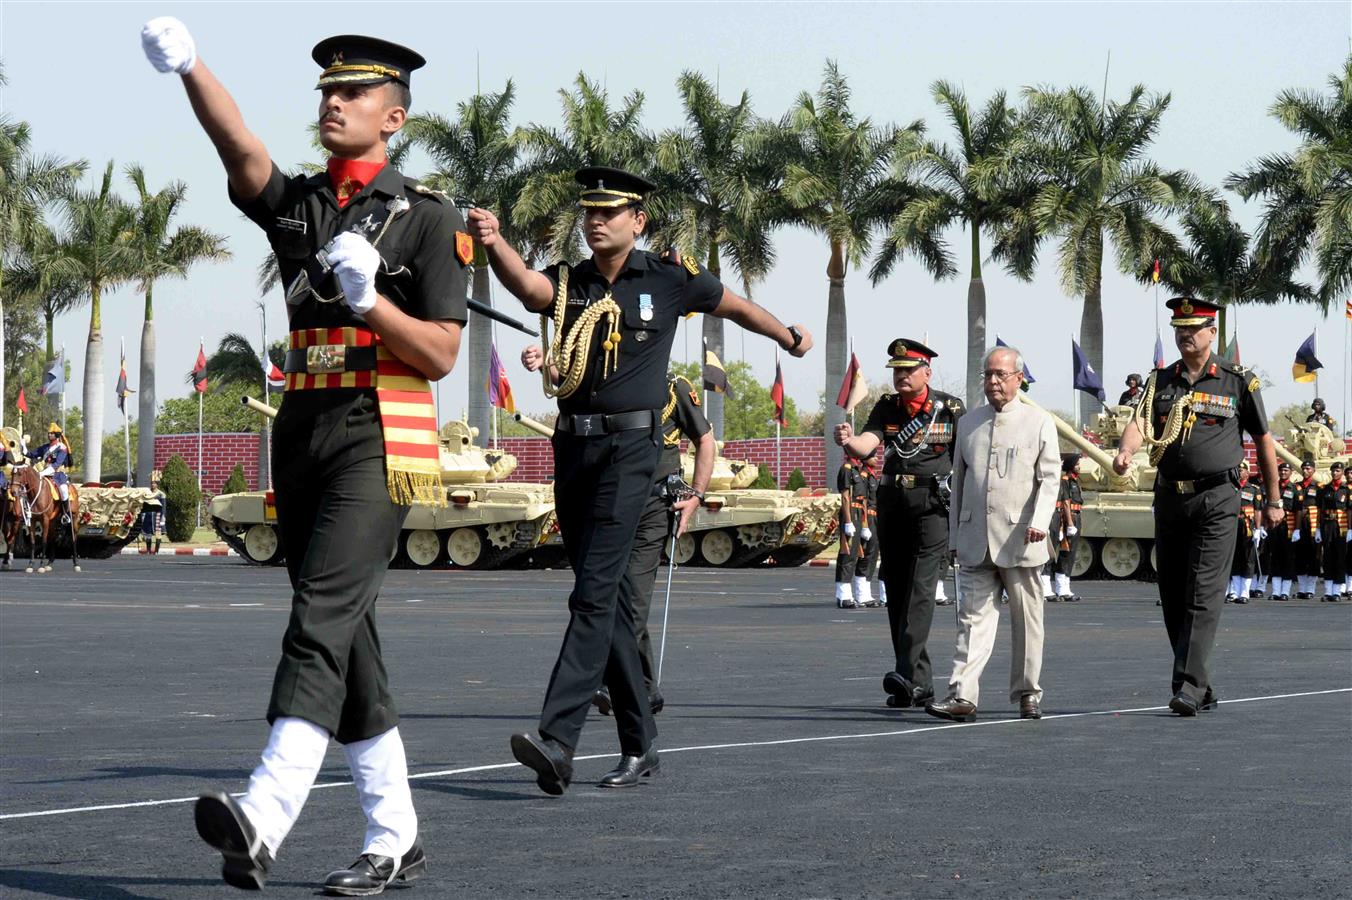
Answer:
[{"left": 927, "top": 345, "right": 1061, "bottom": 723}]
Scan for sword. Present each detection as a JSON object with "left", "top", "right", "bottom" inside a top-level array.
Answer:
[{"left": 656, "top": 504, "right": 678, "bottom": 685}]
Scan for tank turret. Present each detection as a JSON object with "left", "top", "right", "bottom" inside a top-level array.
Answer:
[{"left": 1277, "top": 422, "right": 1349, "bottom": 483}]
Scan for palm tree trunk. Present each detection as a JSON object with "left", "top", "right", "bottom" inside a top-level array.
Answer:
[
  {"left": 966, "top": 227, "right": 986, "bottom": 409},
  {"left": 83, "top": 284, "right": 104, "bottom": 482},
  {"left": 0, "top": 265, "right": 5, "bottom": 430},
  {"left": 466, "top": 260, "right": 492, "bottom": 441},
  {"left": 825, "top": 241, "right": 848, "bottom": 486},
  {"left": 703, "top": 241, "right": 725, "bottom": 440},
  {"left": 46, "top": 312, "right": 55, "bottom": 360},
  {"left": 1080, "top": 274, "right": 1104, "bottom": 420},
  {"left": 137, "top": 285, "right": 156, "bottom": 487}
]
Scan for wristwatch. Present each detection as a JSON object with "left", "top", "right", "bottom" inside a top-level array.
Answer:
[
  {"left": 785, "top": 325, "right": 803, "bottom": 351},
  {"left": 1264, "top": 500, "right": 1283, "bottom": 509}
]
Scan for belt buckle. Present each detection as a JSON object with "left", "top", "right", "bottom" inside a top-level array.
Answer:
[
  {"left": 1175, "top": 479, "right": 1195, "bottom": 495},
  {"left": 306, "top": 344, "right": 346, "bottom": 374},
  {"left": 901, "top": 474, "right": 916, "bottom": 489},
  {"left": 576, "top": 415, "right": 595, "bottom": 436}
]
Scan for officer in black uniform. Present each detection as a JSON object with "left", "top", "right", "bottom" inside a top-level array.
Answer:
[
  {"left": 834, "top": 456, "right": 881, "bottom": 608},
  {"left": 1306, "top": 398, "right": 1337, "bottom": 430},
  {"left": 1118, "top": 374, "right": 1145, "bottom": 408},
  {"left": 1293, "top": 458, "right": 1323, "bottom": 599},
  {"left": 1113, "top": 297, "right": 1281, "bottom": 716},
  {"left": 1046, "top": 453, "right": 1084, "bottom": 602},
  {"left": 470, "top": 167, "right": 811, "bottom": 794},
  {"left": 145, "top": 20, "right": 466, "bottom": 894},
  {"left": 1267, "top": 461, "right": 1295, "bottom": 600},
  {"left": 833, "top": 339, "right": 965, "bottom": 709}
]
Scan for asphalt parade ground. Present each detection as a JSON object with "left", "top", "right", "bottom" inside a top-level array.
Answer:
[{"left": 1, "top": 558, "right": 1349, "bottom": 899}]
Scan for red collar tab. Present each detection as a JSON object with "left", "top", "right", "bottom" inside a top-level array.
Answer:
[
  {"left": 902, "top": 387, "right": 930, "bottom": 417},
  {"left": 327, "top": 157, "right": 387, "bottom": 208},
  {"left": 1207, "top": 362, "right": 1217, "bottom": 377}
]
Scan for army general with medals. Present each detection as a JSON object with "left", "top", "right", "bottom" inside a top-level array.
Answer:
[
  {"left": 1113, "top": 297, "right": 1281, "bottom": 716},
  {"left": 469, "top": 167, "right": 811, "bottom": 794},
  {"left": 834, "top": 339, "right": 965, "bottom": 710}
]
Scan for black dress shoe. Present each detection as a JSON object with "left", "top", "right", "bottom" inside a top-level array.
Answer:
[
  {"left": 1168, "top": 692, "right": 1200, "bottom": 717},
  {"left": 882, "top": 671, "right": 914, "bottom": 701},
  {"left": 1019, "top": 694, "right": 1042, "bottom": 719},
  {"left": 925, "top": 696, "right": 977, "bottom": 722},
  {"left": 323, "top": 836, "right": 427, "bottom": 896},
  {"left": 195, "top": 791, "right": 272, "bottom": 891},
  {"left": 1045, "top": 594, "right": 1061, "bottom": 602},
  {"left": 1233, "top": 595, "right": 1248, "bottom": 605},
  {"left": 1059, "top": 594, "right": 1082, "bottom": 603},
  {"left": 910, "top": 686, "right": 935, "bottom": 707},
  {"left": 597, "top": 746, "right": 660, "bottom": 788},
  {"left": 1199, "top": 690, "right": 1219, "bottom": 712},
  {"left": 510, "top": 733, "right": 574, "bottom": 796},
  {"left": 649, "top": 691, "right": 665, "bottom": 715},
  {"left": 592, "top": 687, "right": 613, "bottom": 716}
]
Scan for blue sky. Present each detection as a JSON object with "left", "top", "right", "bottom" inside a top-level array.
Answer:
[{"left": 3, "top": 0, "right": 1350, "bottom": 432}]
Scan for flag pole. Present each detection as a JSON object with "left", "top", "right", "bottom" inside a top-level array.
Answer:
[
  {"left": 849, "top": 338, "right": 856, "bottom": 433},
  {"left": 775, "top": 346, "right": 783, "bottom": 488},
  {"left": 261, "top": 303, "right": 272, "bottom": 490},
  {"left": 197, "top": 336, "right": 204, "bottom": 532},
  {"left": 59, "top": 343, "right": 66, "bottom": 435},
  {"left": 122, "top": 337, "right": 131, "bottom": 486},
  {"left": 701, "top": 336, "right": 708, "bottom": 410}
]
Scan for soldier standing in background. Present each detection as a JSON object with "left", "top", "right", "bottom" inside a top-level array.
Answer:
[
  {"left": 1317, "top": 461, "right": 1350, "bottom": 601},
  {"left": 1306, "top": 398, "right": 1337, "bottom": 431},
  {"left": 1227, "top": 460, "right": 1263, "bottom": 604},
  {"left": 834, "top": 456, "right": 880, "bottom": 608},
  {"left": 1292, "top": 459, "right": 1323, "bottom": 599},
  {"left": 1267, "top": 462, "right": 1296, "bottom": 601},
  {"left": 1044, "top": 453, "right": 1083, "bottom": 603}
]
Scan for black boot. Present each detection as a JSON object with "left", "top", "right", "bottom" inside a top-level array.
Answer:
[
  {"left": 598, "top": 746, "right": 660, "bottom": 788},
  {"left": 60, "top": 498, "right": 71, "bottom": 525},
  {"left": 510, "top": 733, "right": 574, "bottom": 796},
  {"left": 323, "top": 836, "right": 426, "bottom": 896},
  {"left": 195, "top": 791, "right": 273, "bottom": 891}
]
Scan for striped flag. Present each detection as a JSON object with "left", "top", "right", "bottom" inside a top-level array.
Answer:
[
  {"left": 487, "top": 343, "right": 515, "bottom": 413},
  {"left": 1152, "top": 258, "right": 1161, "bottom": 283},
  {"left": 836, "top": 352, "right": 867, "bottom": 412},
  {"left": 261, "top": 351, "right": 284, "bottom": 388},
  {"left": 16, "top": 386, "right": 27, "bottom": 414},
  {"left": 192, "top": 343, "right": 208, "bottom": 394},
  {"left": 770, "top": 357, "right": 786, "bottom": 426},
  {"left": 1292, "top": 332, "right": 1322, "bottom": 383},
  {"left": 703, "top": 350, "right": 732, "bottom": 398},
  {"left": 115, "top": 349, "right": 134, "bottom": 412},
  {"left": 1153, "top": 332, "right": 1166, "bottom": 369},
  {"left": 1345, "top": 298, "right": 1351, "bottom": 319}
]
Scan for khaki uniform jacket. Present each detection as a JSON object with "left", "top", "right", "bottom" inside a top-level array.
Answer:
[{"left": 949, "top": 397, "right": 1061, "bottom": 569}]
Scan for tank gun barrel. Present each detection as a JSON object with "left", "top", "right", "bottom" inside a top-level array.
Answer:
[
  {"left": 1273, "top": 439, "right": 1303, "bottom": 469},
  {"left": 242, "top": 395, "right": 279, "bottom": 419},
  {"left": 1017, "top": 394, "right": 1117, "bottom": 472},
  {"left": 513, "top": 413, "right": 555, "bottom": 438}
]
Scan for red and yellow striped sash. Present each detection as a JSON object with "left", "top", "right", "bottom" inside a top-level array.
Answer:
[{"left": 286, "top": 327, "right": 444, "bottom": 506}]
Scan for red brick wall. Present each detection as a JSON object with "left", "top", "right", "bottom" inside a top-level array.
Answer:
[{"left": 155, "top": 433, "right": 260, "bottom": 494}]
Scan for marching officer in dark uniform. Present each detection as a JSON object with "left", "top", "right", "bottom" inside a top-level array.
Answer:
[
  {"left": 1317, "top": 460, "right": 1350, "bottom": 601},
  {"left": 145, "top": 20, "right": 467, "bottom": 893},
  {"left": 834, "top": 339, "right": 965, "bottom": 710},
  {"left": 470, "top": 166, "right": 811, "bottom": 794},
  {"left": 1045, "top": 453, "right": 1084, "bottom": 602},
  {"left": 834, "top": 456, "right": 881, "bottom": 608},
  {"left": 1292, "top": 458, "right": 1323, "bottom": 598},
  {"left": 1113, "top": 297, "right": 1281, "bottom": 716},
  {"left": 1267, "top": 461, "right": 1296, "bottom": 600},
  {"left": 1227, "top": 460, "right": 1262, "bottom": 604},
  {"left": 1306, "top": 398, "right": 1337, "bottom": 431}
]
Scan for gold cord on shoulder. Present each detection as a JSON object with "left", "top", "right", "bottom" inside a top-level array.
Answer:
[
  {"left": 661, "top": 383, "right": 680, "bottom": 446},
  {"left": 539, "top": 264, "right": 623, "bottom": 399},
  {"left": 1133, "top": 371, "right": 1195, "bottom": 465}
]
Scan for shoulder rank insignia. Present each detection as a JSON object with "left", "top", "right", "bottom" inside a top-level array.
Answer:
[
  {"left": 410, "top": 183, "right": 448, "bottom": 200},
  {"left": 683, "top": 254, "right": 700, "bottom": 276},
  {"left": 689, "top": 389, "right": 700, "bottom": 406},
  {"left": 1248, "top": 376, "right": 1260, "bottom": 393},
  {"left": 455, "top": 231, "right": 474, "bottom": 266}
]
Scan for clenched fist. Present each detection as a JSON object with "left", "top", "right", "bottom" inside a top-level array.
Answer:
[
  {"left": 833, "top": 423, "right": 853, "bottom": 446},
  {"left": 521, "top": 344, "right": 545, "bottom": 372},
  {"left": 141, "top": 17, "right": 197, "bottom": 74},
  {"left": 466, "top": 208, "right": 501, "bottom": 248}
]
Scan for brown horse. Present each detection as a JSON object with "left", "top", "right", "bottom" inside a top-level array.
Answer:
[{"left": 2, "top": 464, "right": 81, "bottom": 574}]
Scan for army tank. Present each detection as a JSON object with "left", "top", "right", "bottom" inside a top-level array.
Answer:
[
  {"left": 1, "top": 425, "right": 157, "bottom": 559},
  {"left": 511, "top": 413, "right": 838, "bottom": 568},
  {"left": 211, "top": 398, "right": 557, "bottom": 568},
  {"left": 1271, "top": 421, "right": 1350, "bottom": 482}
]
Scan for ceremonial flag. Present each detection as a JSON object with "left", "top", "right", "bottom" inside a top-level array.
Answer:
[
  {"left": 1345, "top": 298, "right": 1351, "bottom": 320},
  {"left": 1152, "top": 258, "right": 1161, "bottom": 283},
  {"left": 16, "top": 387, "right": 27, "bottom": 414},
  {"left": 1153, "top": 332, "right": 1166, "bottom": 369},
  {"left": 1230, "top": 336, "right": 1242, "bottom": 366},
  {"left": 486, "top": 343, "right": 516, "bottom": 413},
  {"left": 261, "top": 352, "right": 284, "bottom": 388},
  {"left": 192, "top": 343, "right": 208, "bottom": 394},
  {"left": 1071, "top": 339, "right": 1105, "bottom": 402},
  {"left": 996, "top": 335, "right": 1036, "bottom": 384},
  {"left": 770, "top": 358, "right": 786, "bottom": 426},
  {"left": 40, "top": 352, "right": 64, "bottom": 396},
  {"left": 835, "top": 352, "right": 867, "bottom": 412},
  {"left": 115, "top": 349, "right": 133, "bottom": 413},
  {"left": 703, "top": 350, "right": 732, "bottom": 397},
  {"left": 1292, "top": 332, "right": 1322, "bottom": 383}
]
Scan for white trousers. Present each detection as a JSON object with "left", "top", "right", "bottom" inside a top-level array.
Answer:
[{"left": 947, "top": 552, "right": 1045, "bottom": 706}]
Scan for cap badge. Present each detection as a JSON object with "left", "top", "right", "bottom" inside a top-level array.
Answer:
[
  {"left": 331, "top": 51, "right": 344, "bottom": 65},
  {"left": 1180, "top": 300, "right": 1194, "bottom": 315}
]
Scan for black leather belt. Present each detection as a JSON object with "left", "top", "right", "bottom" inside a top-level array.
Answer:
[
  {"left": 880, "top": 473, "right": 940, "bottom": 488},
  {"left": 554, "top": 409, "right": 658, "bottom": 436},
  {"left": 1157, "top": 469, "right": 1236, "bottom": 495},
  {"left": 283, "top": 346, "right": 377, "bottom": 374}
]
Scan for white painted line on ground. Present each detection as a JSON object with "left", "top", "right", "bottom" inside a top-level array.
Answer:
[
  {"left": 2, "top": 687, "right": 1347, "bottom": 822},
  {"left": 228, "top": 603, "right": 264, "bottom": 607}
]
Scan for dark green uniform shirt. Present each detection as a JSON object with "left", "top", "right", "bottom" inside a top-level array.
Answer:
[
  {"left": 860, "top": 388, "right": 965, "bottom": 478},
  {"left": 1149, "top": 355, "right": 1268, "bottom": 481}
]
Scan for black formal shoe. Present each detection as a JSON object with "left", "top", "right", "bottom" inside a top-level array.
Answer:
[
  {"left": 195, "top": 791, "right": 272, "bottom": 891},
  {"left": 1019, "top": 694, "right": 1042, "bottom": 719},
  {"left": 510, "top": 733, "right": 574, "bottom": 796},
  {"left": 1233, "top": 595, "right": 1249, "bottom": 605},
  {"left": 1168, "top": 692, "right": 1200, "bottom": 717},
  {"left": 1059, "top": 594, "right": 1082, "bottom": 603},
  {"left": 1297, "top": 592, "right": 1312, "bottom": 599},
  {"left": 1044, "top": 594, "right": 1059, "bottom": 603},
  {"left": 882, "top": 670, "right": 915, "bottom": 702},
  {"left": 592, "top": 687, "right": 613, "bottom": 716},
  {"left": 925, "top": 696, "right": 977, "bottom": 722},
  {"left": 1199, "top": 690, "right": 1219, "bottom": 712},
  {"left": 1250, "top": 589, "right": 1264, "bottom": 599},
  {"left": 323, "top": 836, "right": 427, "bottom": 896},
  {"left": 597, "top": 746, "right": 660, "bottom": 788},
  {"left": 910, "top": 686, "right": 935, "bottom": 707},
  {"left": 649, "top": 691, "right": 665, "bottom": 715},
  {"left": 885, "top": 693, "right": 911, "bottom": 708},
  {"left": 935, "top": 597, "right": 955, "bottom": 606}
]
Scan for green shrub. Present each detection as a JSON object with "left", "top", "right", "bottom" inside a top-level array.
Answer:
[
  {"left": 160, "top": 455, "right": 201, "bottom": 542},
  {"left": 222, "top": 463, "right": 249, "bottom": 495},
  {"left": 786, "top": 467, "right": 808, "bottom": 491}
]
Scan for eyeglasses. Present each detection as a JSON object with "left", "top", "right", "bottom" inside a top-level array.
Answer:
[{"left": 982, "top": 370, "right": 1019, "bottom": 381}]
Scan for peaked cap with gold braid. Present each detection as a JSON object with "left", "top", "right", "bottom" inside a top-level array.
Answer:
[
  {"left": 576, "top": 166, "right": 655, "bottom": 209},
  {"left": 312, "top": 35, "right": 425, "bottom": 89}
]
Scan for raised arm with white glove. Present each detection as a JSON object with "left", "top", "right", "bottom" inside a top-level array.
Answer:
[
  {"left": 324, "top": 232, "right": 381, "bottom": 316},
  {"left": 141, "top": 17, "right": 197, "bottom": 74}
]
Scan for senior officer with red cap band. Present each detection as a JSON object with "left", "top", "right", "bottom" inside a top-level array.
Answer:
[
  {"left": 143, "top": 19, "right": 469, "bottom": 894},
  {"left": 835, "top": 339, "right": 965, "bottom": 709},
  {"left": 1114, "top": 297, "right": 1281, "bottom": 716}
]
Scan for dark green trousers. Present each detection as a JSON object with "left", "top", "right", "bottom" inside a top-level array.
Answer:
[
  {"left": 269, "top": 390, "right": 407, "bottom": 744},
  {"left": 876, "top": 483, "right": 949, "bottom": 692}
]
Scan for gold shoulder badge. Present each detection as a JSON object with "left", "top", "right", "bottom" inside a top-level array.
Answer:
[
  {"left": 689, "top": 389, "right": 700, "bottom": 407},
  {"left": 683, "top": 255, "right": 699, "bottom": 276},
  {"left": 455, "top": 231, "right": 474, "bottom": 266},
  {"left": 1248, "top": 376, "right": 1260, "bottom": 393}
]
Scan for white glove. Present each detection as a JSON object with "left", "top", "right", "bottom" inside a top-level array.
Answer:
[
  {"left": 1345, "top": 530, "right": 1351, "bottom": 544},
  {"left": 1251, "top": 528, "right": 1263, "bottom": 548},
  {"left": 1291, "top": 530, "right": 1301, "bottom": 542},
  {"left": 326, "top": 231, "right": 381, "bottom": 315},
  {"left": 1315, "top": 529, "right": 1322, "bottom": 544},
  {"left": 860, "top": 528, "right": 872, "bottom": 542},
  {"left": 842, "top": 522, "right": 856, "bottom": 538},
  {"left": 141, "top": 17, "right": 197, "bottom": 74},
  {"left": 1067, "top": 524, "right": 1078, "bottom": 537}
]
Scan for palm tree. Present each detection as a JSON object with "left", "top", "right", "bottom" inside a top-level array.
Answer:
[
  {"left": 513, "top": 73, "right": 654, "bottom": 264},
  {"left": 1226, "top": 56, "right": 1352, "bottom": 308},
  {"left": 872, "top": 82, "right": 1040, "bottom": 407},
  {"left": 6, "top": 217, "right": 86, "bottom": 358},
  {"left": 774, "top": 60, "right": 924, "bottom": 479},
  {"left": 127, "top": 165, "right": 230, "bottom": 487},
  {"left": 199, "top": 332, "right": 269, "bottom": 387},
  {"left": 652, "top": 71, "right": 778, "bottom": 439},
  {"left": 56, "top": 161, "right": 139, "bottom": 480},
  {"left": 405, "top": 81, "right": 522, "bottom": 441},
  {"left": 1020, "top": 84, "right": 1196, "bottom": 417}
]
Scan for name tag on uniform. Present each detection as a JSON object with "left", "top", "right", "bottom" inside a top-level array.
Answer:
[
  {"left": 275, "top": 217, "right": 307, "bottom": 234},
  {"left": 1190, "top": 392, "right": 1236, "bottom": 418}
]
